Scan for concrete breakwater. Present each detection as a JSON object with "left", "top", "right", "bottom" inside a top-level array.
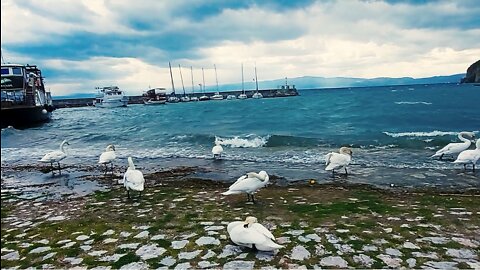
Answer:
[{"left": 52, "top": 87, "right": 299, "bottom": 109}]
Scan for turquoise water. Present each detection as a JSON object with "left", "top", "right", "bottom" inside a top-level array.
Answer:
[{"left": 2, "top": 83, "right": 479, "bottom": 189}]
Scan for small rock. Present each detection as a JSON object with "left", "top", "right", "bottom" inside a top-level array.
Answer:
[
  {"left": 29, "top": 246, "right": 51, "bottom": 254},
  {"left": 320, "top": 256, "right": 349, "bottom": 268},
  {"left": 135, "top": 244, "right": 166, "bottom": 260},
  {"left": 291, "top": 245, "right": 311, "bottom": 261},
  {"left": 223, "top": 260, "right": 255, "bottom": 270},
  {"left": 172, "top": 240, "right": 189, "bottom": 249},
  {"left": 133, "top": 231, "right": 149, "bottom": 239},
  {"left": 195, "top": 236, "right": 220, "bottom": 246}
]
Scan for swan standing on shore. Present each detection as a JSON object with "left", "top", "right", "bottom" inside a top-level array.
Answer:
[
  {"left": 227, "top": 216, "right": 283, "bottom": 251},
  {"left": 212, "top": 142, "right": 224, "bottom": 159},
  {"left": 431, "top": 131, "right": 475, "bottom": 160},
  {"left": 325, "top": 147, "right": 353, "bottom": 176},
  {"left": 98, "top": 144, "right": 116, "bottom": 174},
  {"left": 119, "top": 157, "right": 145, "bottom": 199},
  {"left": 222, "top": 171, "right": 269, "bottom": 202},
  {"left": 453, "top": 139, "right": 480, "bottom": 171},
  {"left": 40, "top": 140, "right": 69, "bottom": 174}
]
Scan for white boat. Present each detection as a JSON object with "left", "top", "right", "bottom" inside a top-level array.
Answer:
[
  {"left": 190, "top": 96, "right": 199, "bottom": 101},
  {"left": 252, "top": 92, "right": 263, "bottom": 99},
  {"left": 252, "top": 64, "right": 263, "bottom": 99},
  {"left": 226, "top": 94, "right": 237, "bottom": 100},
  {"left": 211, "top": 92, "right": 224, "bottom": 100},
  {"left": 94, "top": 86, "right": 128, "bottom": 108},
  {"left": 181, "top": 96, "right": 191, "bottom": 102},
  {"left": 238, "top": 94, "right": 248, "bottom": 99},
  {"left": 238, "top": 63, "right": 248, "bottom": 100},
  {"left": 143, "top": 88, "right": 167, "bottom": 105},
  {"left": 168, "top": 96, "right": 180, "bottom": 103},
  {"left": 199, "top": 95, "right": 210, "bottom": 101}
]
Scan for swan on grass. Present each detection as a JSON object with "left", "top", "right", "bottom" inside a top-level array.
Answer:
[
  {"left": 212, "top": 141, "right": 224, "bottom": 159},
  {"left": 431, "top": 131, "right": 475, "bottom": 160},
  {"left": 227, "top": 216, "right": 283, "bottom": 251},
  {"left": 325, "top": 147, "right": 353, "bottom": 176},
  {"left": 453, "top": 139, "right": 480, "bottom": 172},
  {"left": 119, "top": 157, "right": 145, "bottom": 199},
  {"left": 98, "top": 144, "right": 116, "bottom": 174},
  {"left": 40, "top": 140, "right": 69, "bottom": 174},
  {"left": 222, "top": 171, "right": 269, "bottom": 202}
]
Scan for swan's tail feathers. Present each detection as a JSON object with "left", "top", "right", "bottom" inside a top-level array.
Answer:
[
  {"left": 325, "top": 164, "right": 336, "bottom": 171},
  {"left": 431, "top": 152, "right": 441, "bottom": 158},
  {"left": 221, "top": 190, "right": 240, "bottom": 196},
  {"left": 325, "top": 153, "right": 333, "bottom": 165}
]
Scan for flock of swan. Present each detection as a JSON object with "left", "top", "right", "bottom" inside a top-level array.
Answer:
[{"left": 36, "top": 131, "right": 479, "bottom": 252}]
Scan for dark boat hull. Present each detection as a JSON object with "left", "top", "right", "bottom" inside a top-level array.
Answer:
[{"left": 1, "top": 106, "right": 51, "bottom": 128}]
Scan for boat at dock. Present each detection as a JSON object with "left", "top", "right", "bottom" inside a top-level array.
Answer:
[
  {"left": 252, "top": 65, "right": 263, "bottom": 99},
  {"left": 1, "top": 63, "right": 55, "bottom": 128},
  {"left": 238, "top": 64, "right": 247, "bottom": 99},
  {"left": 211, "top": 92, "right": 224, "bottom": 100},
  {"left": 226, "top": 94, "right": 237, "bottom": 100},
  {"left": 93, "top": 86, "right": 129, "bottom": 107},
  {"left": 143, "top": 88, "right": 167, "bottom": 105}
]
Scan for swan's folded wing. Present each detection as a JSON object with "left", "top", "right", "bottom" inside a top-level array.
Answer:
[
  {"left": 227, "top": 177, "right": 260, "bottom": 192},
  {"left": 251, "top": 223, "right": 275, "bottom": 240},
  {"left": 228, "top": 174, "right": 248, "bottom": 190}
]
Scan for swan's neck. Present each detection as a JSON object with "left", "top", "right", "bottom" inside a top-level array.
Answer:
[
  {"left": 128, "top": 159, "right": 135, "bottom": 170},
  {"left": 60, "top": 142, "right": 66, "bottom": 153},
  {"left": 458, "top": 133, "right": 470, "bottom": 143}
]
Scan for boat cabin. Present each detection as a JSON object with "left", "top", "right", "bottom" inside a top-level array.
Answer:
[{"left": 1, "top": 64, "right": 49, "bottom": 108}]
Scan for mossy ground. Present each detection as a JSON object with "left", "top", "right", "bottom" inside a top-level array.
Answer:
[{"left": 1, "top": 168, "right": 479, "bottom": 269}]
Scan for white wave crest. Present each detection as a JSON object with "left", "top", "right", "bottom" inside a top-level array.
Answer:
[
  {"left": 394, "top": 101, "right": 432, "bottom": 105},
  {"left": 215, "top": 135, "right": 268, "bottom": 148},
  {"left": 383, "top": 130, "right": 478, "bottom": 138}
]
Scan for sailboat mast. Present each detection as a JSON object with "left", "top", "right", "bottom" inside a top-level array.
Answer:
[
  {"left": 241, "top": 63, "right": 245, "bottom": 94},
  {"left": 169, "top": 62, "right": 176, "bottom": 95},
  {"left": 254, "top": 64, "right": 259, "bottom": 92},
  {"left": 190, "top": 66, "right": 195, "bottom": 94},
  {"left": 214, "top": 64, "right": 219, "bottom": 92},
  {"left": 202, "top": 67, "right": 206, "bottom": 93},
  {"left": 178, "top": 64, "right": 186, "bottom": 96}
]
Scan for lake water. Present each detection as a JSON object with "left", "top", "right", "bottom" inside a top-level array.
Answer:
[{"left": 2, "top": 83, "right": 479, "bottom": 190}]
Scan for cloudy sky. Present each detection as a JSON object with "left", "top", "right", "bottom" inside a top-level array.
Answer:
[{"left": 2, "top": 0, "right": 479, "bottom": 96}]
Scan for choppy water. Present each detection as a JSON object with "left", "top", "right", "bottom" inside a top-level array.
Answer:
[{"left": 2, "top": 83, "right": 479, "bottom": 190}]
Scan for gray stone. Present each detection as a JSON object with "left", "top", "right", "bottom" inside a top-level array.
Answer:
[
  {"left": 276, "top": 237, "right": 291, "bottom": 244},
  {"left": 63, "top": 257, "right": 83, "bottom": 265},
  {"left": 385, "top": 248, "right": 402, "bottom": 257},
  {"left": 160, "top": 256, "right": 176, "bottom": 266},
  {"left": 120, "top": 232, "right": 131, "bottom": 237},
  {"left": 202, "top": 250, "right": 216, "bottom": 259},
  {"left": 218, "top": 245, "right": 243, "bottom": 258},
  {"left": 256, "top": 251, "right": 275, "bottom": 261},
  {"left": 174, "top": 262, "right": 191, "bottom": 270},
  {"left": 61, "top": 242, "right": 76, "bottom": 248},
  {"left": 205, "top": 226, "right": 224, "bottom": 231},
  {"left": 99, "top": 253, "right": 125, "bottom": 262},
  {"left": 377, "top": 254, "right": 402, "bottom": 268},
  {"left": 416, "top": 236, "right": 448, "bottom": 244},
  {"left": 353, "top": 254, "right": 373, "bottom": 267},
  {"left": 76, "top": 235, "right": 89, "bottom": 241},
  {"left": 102, "top": 230, "right": 115, "bottom": 236},
  {"left": 1, "top": 251, "right": 20, "bottom": 261},
  {"left": 197, "top": 261, "right": 219, "bottom": 269},
  {"left": 362, "top": 245, "right": 378, "bottom": 252},
  {"left": 178, "top": 250, "right": 201, "bottom": 260},
  {"left": 195, "top": 236, "right": 220, "bottom": 246},
  {"left": 298, "top": 236, "right": 311, "bottom": 243},
  {"left": 412, "top": 251, "right": 439, "bottom": 260},
  {"left": 320, "top": 256, "right": 348, "bottom": 268},
  {"left": 334, "top": 244, "right": 355, "bottom": 253},
  {"left": 403, "top": 242, "right": 420, "bottom": 249},
  {"left": 285, "top": 230, "right": 304, "bottom": 236},
  {"left": 423, "top": 261, "right": 458, "bottom": 269},
  {"left": 406, "top": 258, "right": 416, "bottom": 268},
  {"left": 136, "top": 244, "right": 166, "bottom": 260},
  {"left": 88, "top": 250, "right": 108, "bottom": 256},
  {"left": 119, "top": 262, "right": 149, "bottom": 270},
  {"left": 451, "top": 237, "right": 479, "bottom": 248},
  {"left": 29, "top": 246, "right": 51, "bottom": 254},
  {"left": 151, "top": 234, "right": 166, "bottom": 240},
  {"left": 172, "top": 240, "right": 189, "bottom": 249},
  {"left": 133, "top": 231, "right": 149, "bottom": 239},
  {"left": 445, "top": 248, "right": 477, "bottom": 259},
  {"left": 223, "top": 260, "right": 255, "bottom": 270},
  {"left": 305, "top": 234, "right": 322, "bottom": 242},
  {"left": 80, "top": 245, "right": 92, "bottom": 251},
  {"left": 103, "top": 238, "right": 118, "bottom": 244},
  {"left": 118, "top": 243, "right": 140, "bottom": 249},
  {"left": 291, "top": 245, "right": 311, "bottom": 261}
]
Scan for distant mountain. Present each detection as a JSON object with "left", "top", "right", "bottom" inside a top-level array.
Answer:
[
  {"left": 215, "top": 74, "right": 465, "bottom": 91},
  {"left": 53, "top": 73, "right": 466, "bottom": 98}
]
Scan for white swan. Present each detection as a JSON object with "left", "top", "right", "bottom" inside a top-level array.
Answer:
[
  {"left": 453, "top": 139, "right": 480, "bottom": 171},
  {"left": 98, "top": 144, "right": 116, "bottom": 174},
  {"left": 212, "top": 142, "right": 224, "bottom": 159},
  {"left": 325, "top": 147, "right": 353, "bottom": 176},
  {"left": 431, "top": 131, "right": 475, "bottom": 160},
  {"left": 40, "top": 140, "right": 69, "bottom": 174},
  {"left": 222, "top": 171, "right": 269, "bottom": 202},
  {"left": 227, "top": 216, "right": 283, "bottom": 251},
  {"left": 119, "top": 157, "right": 145, "bottom": 199}
]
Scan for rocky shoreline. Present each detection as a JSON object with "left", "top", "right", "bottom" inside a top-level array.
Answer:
[{"left": 1, "top": 165, "right": 480, "bottom": 269}]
